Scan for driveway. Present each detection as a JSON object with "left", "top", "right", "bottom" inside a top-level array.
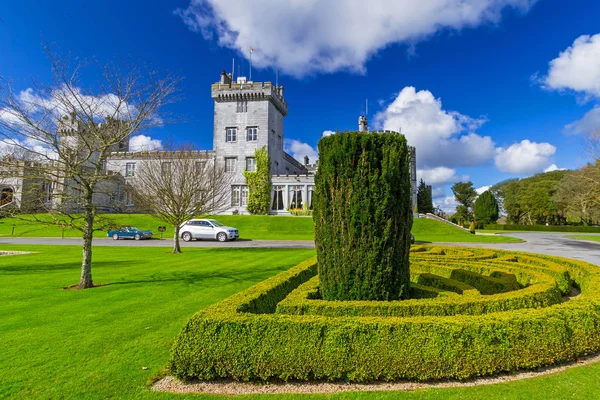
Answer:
[
  {"left": 437, "top": 232, "right": 600, "bottom": 265},
  {"left": 1, "top": 233, "right": 599, "bottom": 265}
]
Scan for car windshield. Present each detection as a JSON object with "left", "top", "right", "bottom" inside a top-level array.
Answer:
[
  {"left": 208, "top": 220, "right": 224, "bottom": 227},
  {"left": 129, "top": 227, "right": 138, "bottom": 231}
]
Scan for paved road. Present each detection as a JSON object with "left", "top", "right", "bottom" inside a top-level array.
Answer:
[{"left": 1, "top": 233, "right": 600, "bottom": 264}]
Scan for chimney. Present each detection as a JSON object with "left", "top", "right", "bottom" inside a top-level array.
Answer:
[
  {"left": 304, "top": 155, "right": 309, "bottom": 165},
  {"left": 358, "top": 115, "right": 368, "bottom": 132}
]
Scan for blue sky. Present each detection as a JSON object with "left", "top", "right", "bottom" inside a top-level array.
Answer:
[{"left": 2, "top": 0, "right": 600, "bottom": 210}]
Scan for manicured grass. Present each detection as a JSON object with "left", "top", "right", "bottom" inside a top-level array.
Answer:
[
  {"left": 1, "top": 245, "right": 600, "bottom": 399},
  {"left": 567, "top": 235, "right": 600, "bottom": 242},
  {"left": 411, "top": 219, "right": 521, "bottom": 243},
  {"left": 0, "top": 215, "right": 521, "bottom": 243}
]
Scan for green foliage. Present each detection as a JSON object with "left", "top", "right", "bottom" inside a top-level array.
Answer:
[
  {"left": 170, "top": 248, "right": 600, "bottom": 383},
  {"left": 313, "top": 132, "right": 413, "bottom": 301},
  {"left": 417, "top": 179, "right": 434, "bottom": 214},
  {"left": 452, "top": 181, "right": 478, "bottom": 221},
  {"left": 474, "top": 190, "right": 499, "bottom": 227},
  {"left": 469, "top": 220, "right": 476, "bottom": 234},
  {"left": 485, "top": 224, "right": 600, "bottom": 233},
  {"left": 244, "top": 146, "right": 272, "bottom": 215},
  {"left": 493, "top": 170, "right": 569, "bottom": 225}
]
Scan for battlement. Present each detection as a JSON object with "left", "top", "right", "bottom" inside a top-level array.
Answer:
[
  {"left": 211, "top": 81, "right": 288, "bottom": 116},
  {"left": 108, "top": 150, "right": 216, "bottom": 160}
]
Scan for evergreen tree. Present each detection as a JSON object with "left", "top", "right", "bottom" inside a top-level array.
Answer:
[
  {"left": 417, "top": 179, "right": 434, "bottom": 214},
  {"left": 473, "top": 190, "right": 499, "bottom": 226},
  {"left": 451, "top": 181, "right": 477, "bottom": 222},
  {"left": 314, "top": 131, "right": 412, "bottom": 301}
]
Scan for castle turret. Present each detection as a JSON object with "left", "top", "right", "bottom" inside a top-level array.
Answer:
[{"left": 358, "top": 115, "right": 368, "bottom": 132}]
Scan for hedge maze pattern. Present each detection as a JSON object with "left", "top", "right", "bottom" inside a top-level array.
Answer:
[{"left": 170, "top": 247, "right": 600, "bottom": 383}]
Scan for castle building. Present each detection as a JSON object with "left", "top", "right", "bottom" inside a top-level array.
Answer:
[{"left": 0, "top": 71, "right": 418, "bottom": 215}]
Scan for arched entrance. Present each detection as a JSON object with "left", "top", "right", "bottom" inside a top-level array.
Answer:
[{"left": 0, "top": 187, "right": 14, "bottom": 206}]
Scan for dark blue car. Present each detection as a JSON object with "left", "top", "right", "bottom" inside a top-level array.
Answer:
[{"left": 108, "top": 226, "right": 153, "bottom": 240}]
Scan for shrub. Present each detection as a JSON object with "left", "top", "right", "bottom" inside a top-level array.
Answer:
[
  {"left": 170, "top": 247, "right": 600, "bottom": 383},
  {"left": 314, "top": 132, "right": 413, "bottom": 301},
  {"left": 469, "top": 221, "right": 476, "bottom": 234},
  {"left": 474, "top": 190, "right": 499, "bottom": 225}
]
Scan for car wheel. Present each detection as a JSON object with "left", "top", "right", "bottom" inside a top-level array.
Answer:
[
  {"left": 112, "top": 233, "right": 119, "bottom": 240},
  {"left": 217, "top": 232, "right": 228, "bottom": 242},
  {"left": 182, "top": 232, "right": 192, "bottom": 242},
  {"left": 134, "top": 234, "right": 141, "bottom": 241}
]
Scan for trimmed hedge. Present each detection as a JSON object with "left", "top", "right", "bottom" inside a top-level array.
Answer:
[
  {"left": 170, "top": 247, "right": 600, "bottom": 382},
  {"left": 485, "top": 224, "right": 600, "bottom": 233},
  {"left": 314, "top": 132, "right": 413, "bottom": 301}
]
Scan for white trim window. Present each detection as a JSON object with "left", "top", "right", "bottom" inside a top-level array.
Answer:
[
  {"left": 246, "top": 127, "right": 258, "bottom": 141},
  {"left": 232, "top": 185, "right": 249, "bottom": 207},
  {"left": 226, "top": 127, "right": 237, "bottom": 142},
  {"left": 246, "top": 157, "right": 256, "bottom": 172},
  {"left": 161, "top": 162, "right": 171, "bottom": 177},
  {"left": 125, "top": 192, "right": 134, "bottom": 207},
  {"left": 271, "top": 185, "right": 285, "bottom": 211},
  {"left": 125, "top": 162, "right": 135, "bottom": 177},
  {"left": 289, "top": 185, "right": 303, "bottom": 209},
  {"left": 225, "top": 157, "right": 236, "bottom": 173}
]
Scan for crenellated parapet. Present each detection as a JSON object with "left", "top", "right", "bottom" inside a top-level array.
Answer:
[
  {"left": 211, "top": 81, "right": 288, "bottom": 116},
  {"left": 108, "top": 150, "right": 216, "bottom": 160}
]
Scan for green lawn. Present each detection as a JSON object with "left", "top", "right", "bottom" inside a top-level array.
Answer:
[
  {"left": 0, "top": 214, "right": 520, "bottom": 243},
  {"left": 567, "top": 235, "right": 600, "bottom": 242},
  {"left": 1, "top": 245, "right": 599, "bottom": 399}
]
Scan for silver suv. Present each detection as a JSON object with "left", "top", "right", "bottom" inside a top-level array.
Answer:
[{"left": 179, "top": 219, "right": 240, "bottom": 242}]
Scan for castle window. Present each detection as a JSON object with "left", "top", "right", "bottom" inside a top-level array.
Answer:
[
  {"left": 231, "top": 185, "right": 248, "bottom": 207},
  {"left": 246, "top": 127, "right": 258, "bottom": 141},
  {"left": 236, "top": 101, "right": 247, "bottom": 113},
  {"left": 245, "top": 157, "right": 256, "bottom": 172},
  {"left": 125, "top": 162, "right": 135, "bottom": 177},
  {"left": 125, "top": 192, "right": 134, "bottom": 207},
  {"left": 225, "top": 157, "right": 236, "bottom": 173},
  {"left": 226, "top": 127, "right": 237, "bottom": 142},
  {"left": 271, "top": 185, "right": 285, "bottom": 211},
  {"left": 308, "top": 185, "right": 315, "bottom": 210},
  {"left": 161, "top": 162, "right": 171, "bottom": 177},
  {"left": 195, "top": 161, "right": 206, "bottom": 174},
  {"left": 289, "top": 185, "right": 303, "bottom": 209}
]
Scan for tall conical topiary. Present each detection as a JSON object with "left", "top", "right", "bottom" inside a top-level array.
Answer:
[{"left": 313, "top": 131, "right": 413, "bottom": 301}]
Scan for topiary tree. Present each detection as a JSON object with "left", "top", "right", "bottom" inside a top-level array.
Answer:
[
  {"left": 313, "top": 131, "right": 413, "bottom": 301},
  {"left": 474, "top": 190, "right": 500, "bottom": 227},
  {"left": 244, "top": 146, "right": 271, "bottom": 215},
  {"left": 417, "top": 179, "right": 434, "bottom": 214}
]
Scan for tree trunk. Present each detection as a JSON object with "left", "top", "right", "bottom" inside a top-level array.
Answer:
[
  {"left": 173, "top": 226, "right": 182, "bottom": 254},
  {"left": 79, "top": 205, "right": 95, "bottom": 289}
]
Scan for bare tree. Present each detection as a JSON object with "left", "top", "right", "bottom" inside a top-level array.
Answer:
[
  {"left": 128, "top": 148, "right": 231, "bottom": 253},
  {"left": 0, "top": 47, "right": 181, "bottom": 288},
  {"left": 584, "top": 129, "right": 600, "bottom": 161}
]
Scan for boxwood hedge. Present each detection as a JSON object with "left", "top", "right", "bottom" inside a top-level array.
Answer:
[{"left": 170, "top": 247, "right": 600, "bottom": 383}]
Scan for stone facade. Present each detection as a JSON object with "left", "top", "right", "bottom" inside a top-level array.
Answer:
[{"left": 0, "top": 71, "right": 418, "bottom": 215}]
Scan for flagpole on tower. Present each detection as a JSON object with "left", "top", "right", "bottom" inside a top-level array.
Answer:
[{"left": 249, "top": 47, "right": 254, "bottom": 82}]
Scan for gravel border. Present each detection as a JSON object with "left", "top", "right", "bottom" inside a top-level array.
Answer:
[
  {"left": 153, "top": 352, "right": 600, "bottom": 395},
  {"left": 0, "top": 251, "right": 32, "bottom": 256}
]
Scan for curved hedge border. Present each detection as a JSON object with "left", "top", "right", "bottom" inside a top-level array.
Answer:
[
  {"left": 485, "top": 224, "right": 600, "bottom": 233},
  {"left": 170, "top": 247, "right": 600, "bottom": 382}
]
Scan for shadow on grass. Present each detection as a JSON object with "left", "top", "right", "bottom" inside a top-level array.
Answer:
[
  {"left": 0, "top": 261, "right": 115, "bottom": 274},
  {"left": 102, "top": 265, "right": 287, "bottom": 287}
]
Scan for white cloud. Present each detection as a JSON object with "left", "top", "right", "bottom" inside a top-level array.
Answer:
[
  {"left": 434, "top": 195, "right": 459, "bottom": 213},
  {"left": 374, "top": 87, "right": 494, "bottom": 168},
  {"left": 176, "top": 0, "right": 536, "bottom": 77},
  {"left": 322, "top": 130, "right": 335, "bottom": 137},
  {"left": 543, "top": 164, "right": 566, "bottom": 173},
  {"left": 564, "top": 106, "right": 600, "bottom": 135},
  {"left": 129, "top": 135, "right": 163, "bottom": 152},
  {"left": 284, "top": 139, "right": 318, "bottom": 164},
  {"left": 494, "top": 140, "right": 556, "bottom": 175},
  {"left": 417, "top": 167, "right": 467, "bottom": 186},
  {"left": 475, "top": 185, "right": 491, "bottom": 195},
  {"left": 542, "top": 34, "right": 600, "bottom": 99}
]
